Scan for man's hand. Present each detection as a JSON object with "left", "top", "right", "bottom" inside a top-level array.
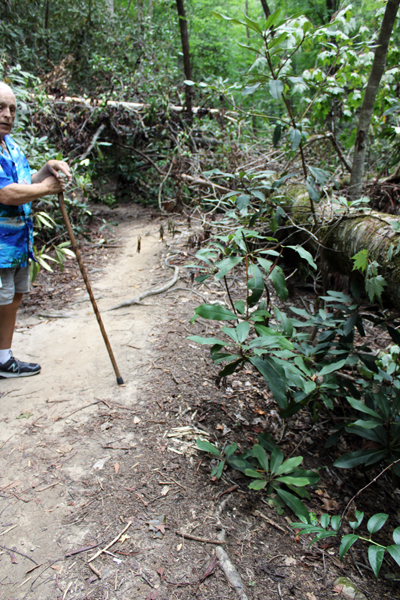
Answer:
[
  {"left": 42, "top": 175, "right": 66, "bottom": 194},
  {"left": 46, "top": 160, "right": 72, "bottom": 183}
]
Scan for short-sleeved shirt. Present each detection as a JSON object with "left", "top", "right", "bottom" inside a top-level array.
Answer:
[{"left": 0, "top": 135, "right": 34, "bottom": 268}]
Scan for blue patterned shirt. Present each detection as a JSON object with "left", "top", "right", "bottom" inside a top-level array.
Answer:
[{"left": 0, "top": 135, "right": 34, "bottom": 268}]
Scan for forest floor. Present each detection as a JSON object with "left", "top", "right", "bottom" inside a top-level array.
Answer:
[{"left": 0, "top": 202, "right": 399, "bottom": 600}]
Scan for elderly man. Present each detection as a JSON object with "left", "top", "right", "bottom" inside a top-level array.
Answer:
[{"left": 0, "top": 82, "right": 71, "bottom": 378}]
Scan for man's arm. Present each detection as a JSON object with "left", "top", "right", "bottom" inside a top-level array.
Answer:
[
  {"left": 31, "top": 160, "right": 71, "bottom": 184},
  {"left": 0, "top": 176, "right": 64, "bottom": 206}
]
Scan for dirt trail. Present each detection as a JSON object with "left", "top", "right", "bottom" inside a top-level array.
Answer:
[{"left": 0, "top": 206, "right": 171, "bottom": 599}]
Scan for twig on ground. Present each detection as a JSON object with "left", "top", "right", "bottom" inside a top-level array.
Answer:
[
  {"left": 89, "top": 563, "right": 102, "bottom": 579},
  {"left": 175, "top": 531, "right": 225, "bottom": 545},
  {"left": 88, "top": 521, "right": 132, "bottom": 563},
  {"left": 254, "top": 510, "right": 289, "bottom": 535}
]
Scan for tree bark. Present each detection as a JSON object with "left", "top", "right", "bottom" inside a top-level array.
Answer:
[
  {"left": 259, "top": 0, "right": 271, "bottom": 19},
  {"left": 288, "top": 185, "right": 400, "bottom": 309},
  {"left": 175, "top": 0, "right": 193, "bottom": 117},
  {"left": 350, "top": 0, "right": 400, "bottom": 199}
]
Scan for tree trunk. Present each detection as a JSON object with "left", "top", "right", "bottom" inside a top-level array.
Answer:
[
  {"left": 289, "top": 186, "right": 400, "bottom": 309},
  {"left": 175, "top": 0, "right": 193, "bottom": 117},
  {"left": 350, "top": 0, "right": 400, "bottom": 199},
  {"left": 259, "top": 0, "right": 271, "bottom": 19}
]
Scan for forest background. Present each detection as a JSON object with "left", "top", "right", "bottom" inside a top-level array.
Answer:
[{"left": 2, "top": 0, "right": 400, "bottom": 584}]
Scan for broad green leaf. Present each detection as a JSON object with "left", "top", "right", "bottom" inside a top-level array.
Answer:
[
  {"left": 196, "top": 439, "right": 221, "bottom": 457},
  {"left": 387, "top": 544, "right": 400, "bottom": 567},
  {"left": 216, "top": 460, "right": 225, "bottom": 478},
  {"left": 269, "top": 79, "right": 283, "bottom": 100},
  {"left": 218, "top": 359, "right": 244, "bottom": 377},
  {"left": 188, "top": 335, "right": 226, "bottom": 347},
  {"left": 224, "top": 443, "right": 237, "bottom": 458},
  {"left": 250, "top": 356, "right": 287, "bottom": 408},
  {"left": 320, "top": 514, "right": 330, "bottom": 529},
  {"left": 287, "top": 245, "right": 317, "bottom": 270},
  {"left": 270, "top": 447, "right": 284, "bottom": 474},
  {"left": 247, "top": 263, "right": 265, "bottom": 308},
  {"left": 349, "top": 420, "right": 381, "bottom": 429},
  {"left": 236, "top": 321, "right": 250, "bottom": 343},
  {"left": 236, "top": 194, "right": 252, "bottom": 210},
  {"left": 346, "top": 397, "right": 381, "bottom": 419},
  {"left": 252, "top": 444, "right": 269, "bottom": 472},
  {"left": 393, "top": 527, "right": 400, "bottom": 545},
  {"left": 248, "top": 479, "right": 268, "bottom": 490},
  {"left": 339, "top": 534, "right": 359, "bottom": 561},
  {"left": 387, "top": 325, "right": 400, "bottom": 345},
  {"left": 276, "top": 488, "right": 309, "bottom": 520},
  {"left": 276, "top": 476, "right": 310, "bottom": 487},
  {"left": 365, "top": 275, "right": 387, "bottom": 303},
  {"left": 273, "top": 123, "right": 282, "bottom": 147},
  {"left": 367, "top": 513, "right": 388, "bottom": 534},
  {"left": 352, "top": 249, "right": 369, "bottom": 272},
  {"left": 319, "top": 359, "right": 346, "bottom": 376},
  {"left": 349, "top": 510, "right": 364, "bottom": 530},
  {"left": 275, "top": 456, "right": 303, "bottom": 475},
  {"left": 289, "top": 127, "right": 301, "bottom": 151},
  {"left": 194, "top": 304, "right": 237, "bottom": 321},
  {"left": 245, "top": 468, "right": 264, "bottom": 479},
  {"left": 269, "top": 265, "right": 288, "bottom": 301},
  {"left": 215, "top": 256, "right": 244, "bottom": 280},
  {"left": 368, "top": 545, "right": 385, "bottom": 579},
  {"left": 334, "top": 449, "right": 385, "bottom": 469},
  {"left": 331, "top": 516, "right": 341, "bottom": 531}
]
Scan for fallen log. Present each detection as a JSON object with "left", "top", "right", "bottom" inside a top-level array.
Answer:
[{"left": 287, "top": 185, "right": 400, "bottom": 310}]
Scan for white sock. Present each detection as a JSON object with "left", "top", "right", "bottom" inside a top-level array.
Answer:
[{"left": 0, "top": 349, "right": 12, "bottom": 364}]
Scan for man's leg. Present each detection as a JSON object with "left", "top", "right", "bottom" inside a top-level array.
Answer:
[{"left": 0, "top": 292, "right": 22, "bottom": 350}]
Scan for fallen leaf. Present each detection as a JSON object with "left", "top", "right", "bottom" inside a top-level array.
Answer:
[
  {"left": 284, "top": 556, "right": 297, "bottom": 566},
  {"left": 157, "top": 567, "right": 165, "bottom": 581},
  {"left": 177, "top": 543, "right": 182, "bottom": 551},
  {"left": 321, "top": 497, "right": 338, "bottom": 512},
  {"left": 93, "top": 456, "right": 111, "bottom": 471},
  {"left": 160, "top": 485, "right": 170, "bottom": 496},
  {"left": 133, "top": 416, "right": 141, "bottom": 424},
  {"left": 114, "top": 462, "right": 120, "bottom": 475},
  {"left": 119, "top": 534, "right": 130, "bottom": 544},
  {"left": 254, "top": 407, "right": 267, "bottom": 415},
  {"left": 315, "top": 489, "right": 324, "bottom": 496},
  {"left": 51, "top": 565, "right": 61, "bottom": 571},
  {"left": 215, "top": 424, "right": 224, "bottom": 430},
  {"left": 333, "top": 577, "right": 367, "bottom": 599},
  {"left": 55, "top": 444, "right": 73, "bottom": 454}
]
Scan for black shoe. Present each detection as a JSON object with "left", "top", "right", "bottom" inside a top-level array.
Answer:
[{"left": 0, "top": 356, "right": 41, "bottom": 378}]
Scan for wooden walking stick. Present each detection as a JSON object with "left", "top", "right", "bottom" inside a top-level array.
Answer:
[{"left": 58, "top": 192, "right": 124, "bottom": 385}]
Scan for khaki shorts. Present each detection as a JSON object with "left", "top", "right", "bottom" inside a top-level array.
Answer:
[{"left": 0, "top": 267, "right": 30, "bottom": 305}]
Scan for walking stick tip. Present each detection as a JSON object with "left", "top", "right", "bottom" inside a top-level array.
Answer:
[{"left": 117, "top": 377, "right": 124, "bottom": 385}]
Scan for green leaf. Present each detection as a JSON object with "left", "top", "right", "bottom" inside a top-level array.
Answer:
[
  {"left": 352, "top": 249, "right": 369, "bottom": 272},
  {"left": 248, "top": 479, "right": 268, "bottom": 490},
  {"left": 236, "top": 194, "right": 252, "bottom": 211},
  {"left": 194, "top": 304, "right": 237, "bottom": 321},
  {"left": 275, "top": 456, "right": 303, "bottom": 475},
  {"left": 346, "top": 397, "right": 381, "bottom": 419},
  {"left": 196, "top": 439, "right": 221, "bottom": 457},
  {"left": 269, "top": 79, "right": 283, "bottom": 100},
  {"left": 331, "top": 516, "right": 341, "bottom": 531},
  {"left": 252, "top": 444, "right": 269, "bottom": 472},
  {"left": 393, "top": 527, "right": 400, "bottom": 545},
  {"left": 250, "top": 356, "right": 287, "bottom": 408},
  {"left": 387, "top": 325, "right": 400, "bottom": 346},
  {"left": 318, "top": 359, "right": 346, "bottom": 376},
  {"left": 234, "top": 300, "right": 246, "bottom": 315},
  {"left": 273, "top": 123, "right": 282, "bottom": 147},
  {"left": 269, "top": 266, "right": 288, "bottom": 301},
  {"left": 245, "top": 468, "right": 264, "bottom": 479},
  {"left": 334, "top": 449, "right": 386, "bottom": 469},
  {"left": 287, "top": 245, "right": 317, "bottom": 270},
  {"left": 276, "top": 488, "right": 309, "bottom": 520},
  {"left": 216, "top": 460, "right": 225, "bottom": 478},
  {"left": 225, "top": 443, "right": 237, "bottom": 458},
  {"left": 339, "top": 534, "right": 359, "bottom": 561},
  {"left": 218, "top": 359, "right": 244, "bottom": 377},
  {"left": 289, "top": 127, "right": 301, "bottom": 152},
  {"left": 387, "top": 544, "right": 400, "bottom": 567},
  {"left": 276, "top": 476, "right": 310, "bottom": 487},
  {"left": 270, "top": 447, "right": 284, "bottom": 474},
  {"left": 320, "top": 514, "right": 330, "bottom": 529},
  {"left": 188, "top": 335, "right": 226, "bottom": 347},
  {"left": 349, "top": 510, "right": 364, "bottom": 530},
  {"left": 367, "top": 513, "right": 388, "bottom": 534},
  {"left": 247, "top": 263, "right": 265, "bottom": 308},
  {"left": 215, "top": 256, "right": 244, "bottom": 280},
  {"left": 365, "top": 275, "right": 387, "bottom": 303},
  {"left": 368, "top": 545, "right": 385, "bottom": 579},
  {"left": 236, "top": 321, "right": 250, "bottom": 343}
]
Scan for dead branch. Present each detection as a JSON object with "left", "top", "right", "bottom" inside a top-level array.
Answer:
[
  {"left": 175, "top": 531, "right": 225, "bottom": 544},
  {"left": 80, "top": 123, "right": 106, "bottom": 160},
  {"left": 88, "top": 521, "right": 132, "bottom": 563},
  {"left": 179, "top": 173, "right": 231, "bottom": 193}
]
